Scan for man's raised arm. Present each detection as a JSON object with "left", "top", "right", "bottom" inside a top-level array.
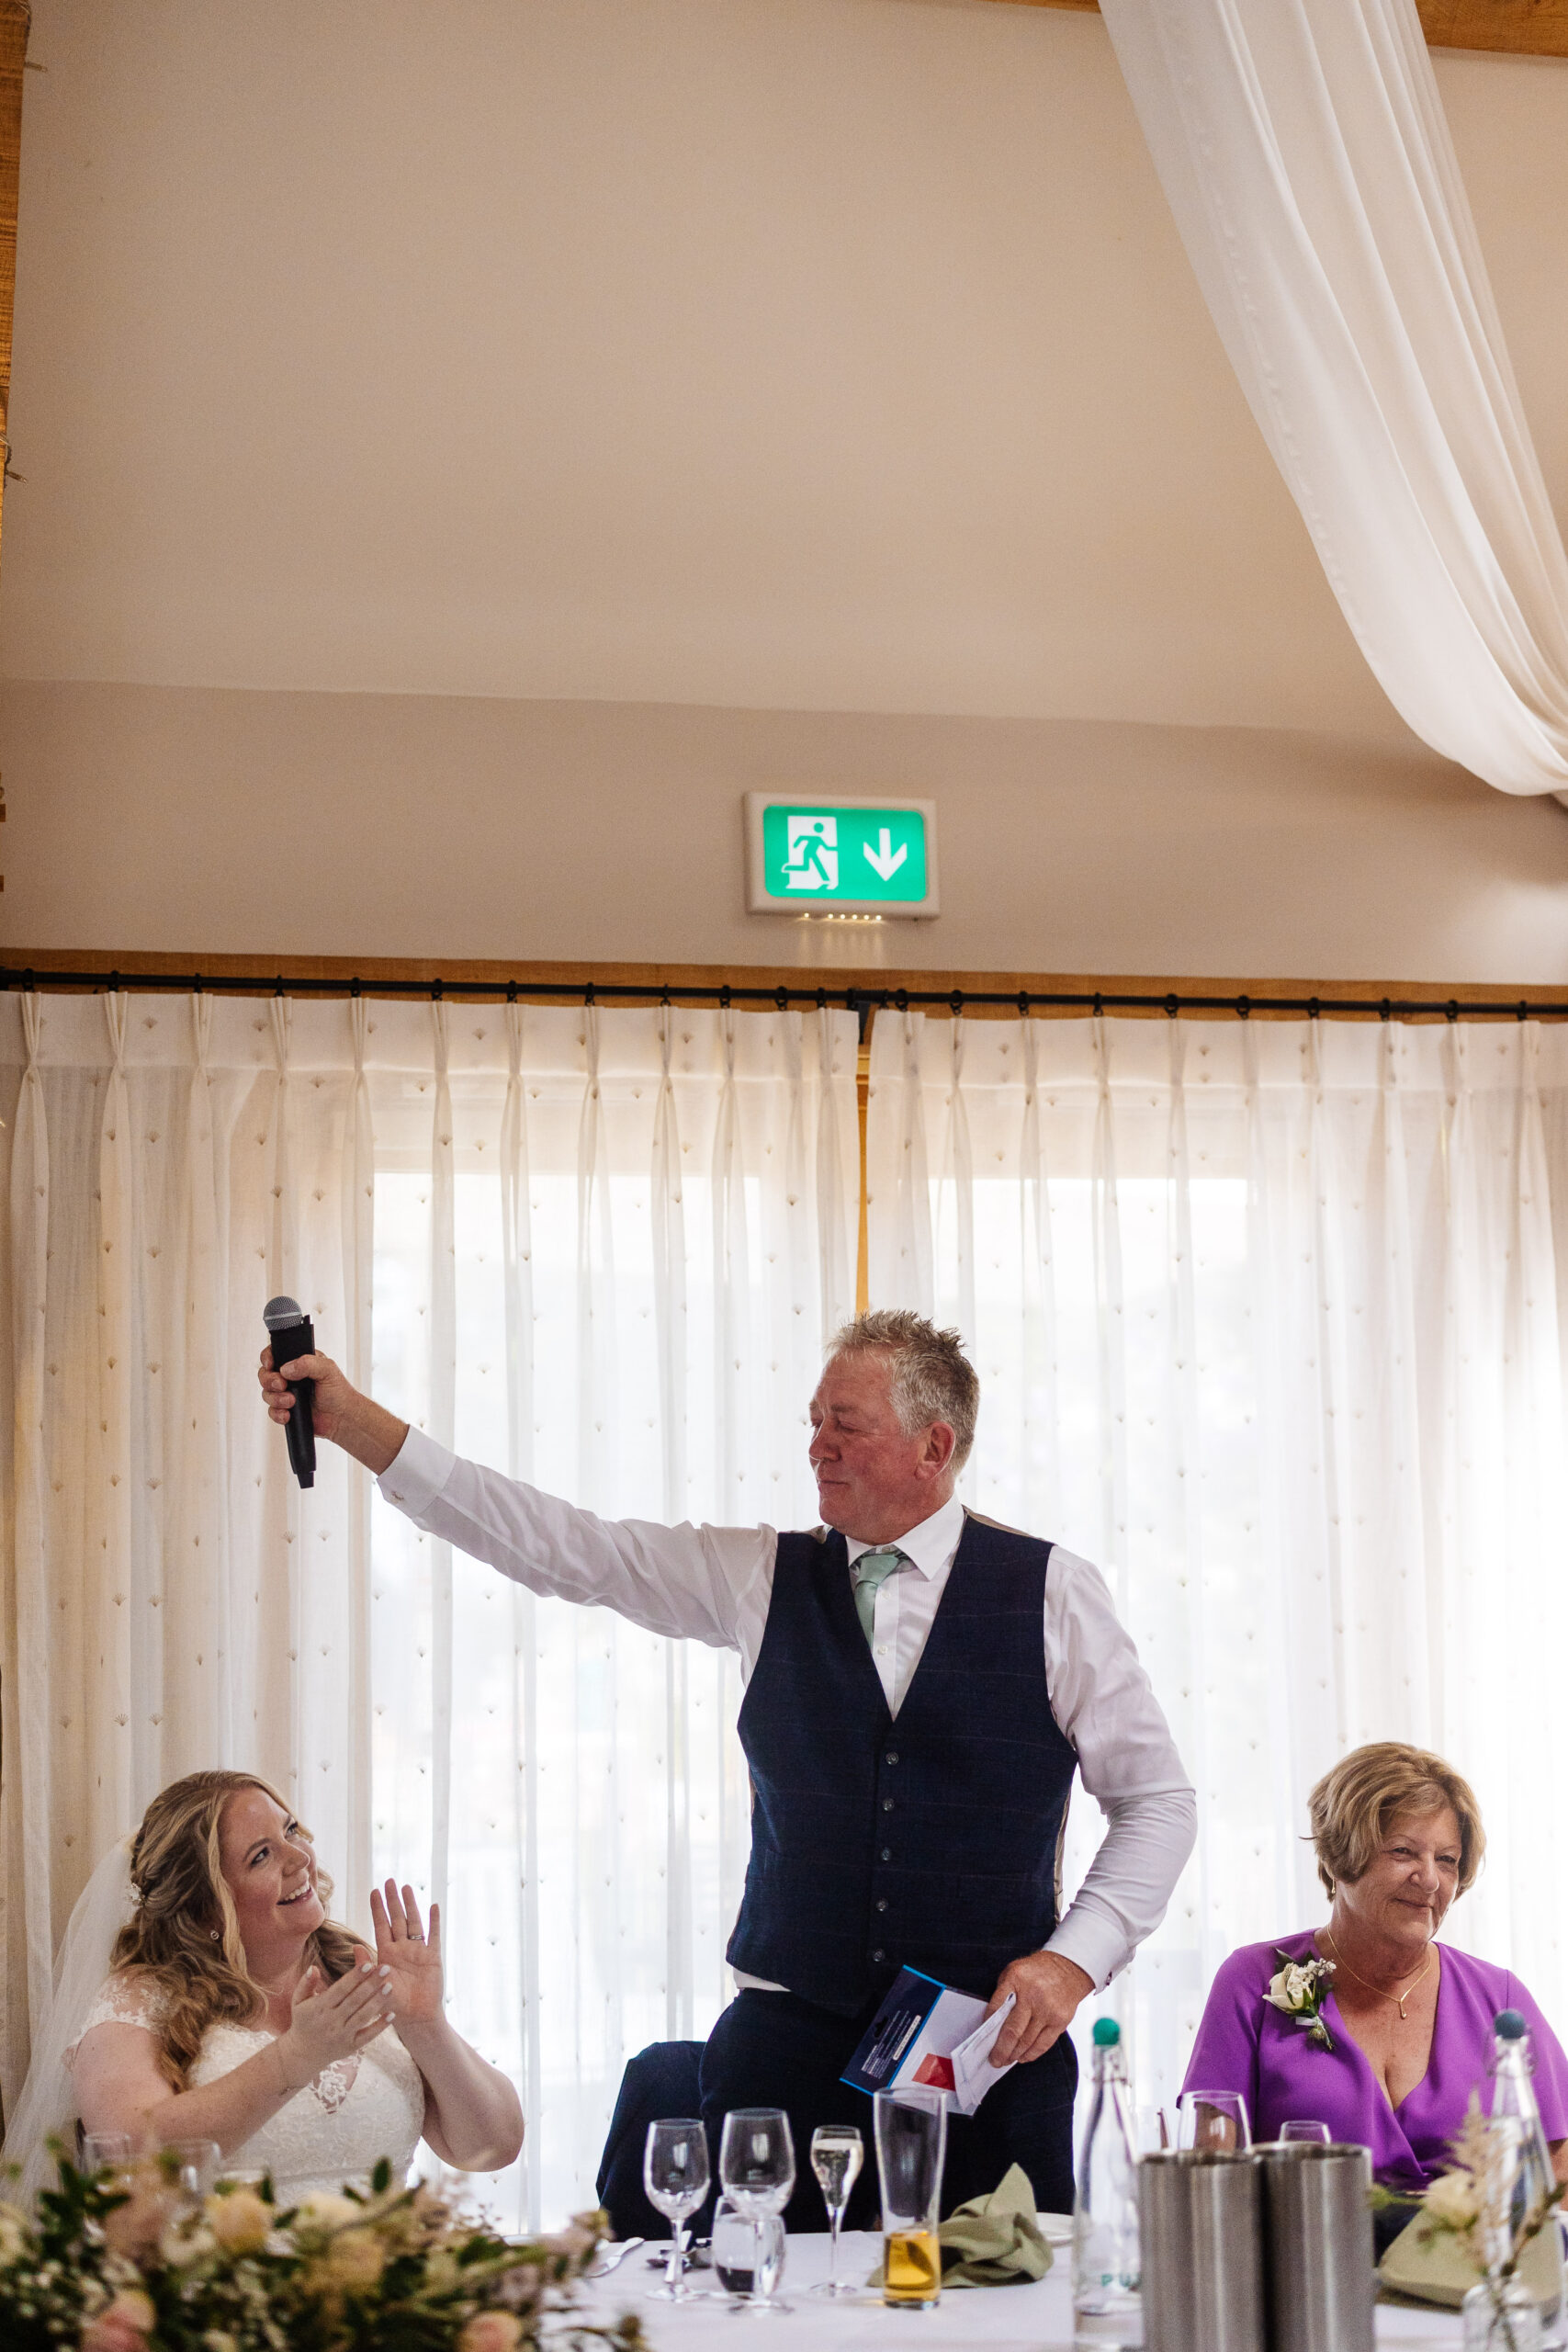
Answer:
[{"left": 259, "top": 1347, "right": 768, "bottom": 1654}]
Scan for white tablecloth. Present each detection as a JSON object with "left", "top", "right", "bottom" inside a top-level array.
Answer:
[{"left": 579, "top": 2222, "right": 1463, "bottom": 2348}]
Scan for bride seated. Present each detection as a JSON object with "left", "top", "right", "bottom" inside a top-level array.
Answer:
[{"left": 22, "top": 1769, "right": 522, "bottom": 2205}]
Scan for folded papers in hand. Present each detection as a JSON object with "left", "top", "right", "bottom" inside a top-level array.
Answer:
[
  {"left": 840, "top": 1965, "right": 1017, "bottom": 2115},
  {"left": 869, "top": 2165, "right": 1053, "bottom": 2290}
]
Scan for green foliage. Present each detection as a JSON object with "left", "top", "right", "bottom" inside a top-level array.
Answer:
[{"left": 0, "top": 2149, "right": 644, "bottom": 2352}]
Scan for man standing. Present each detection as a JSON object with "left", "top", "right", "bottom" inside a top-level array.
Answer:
[{"left": 260, "top": 1309, "right": 1194, "bottom": 2223}]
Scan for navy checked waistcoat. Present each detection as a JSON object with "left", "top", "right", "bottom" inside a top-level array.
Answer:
[{"left": 726, "top": 1513, "right": 1078, "bottom": 2015}]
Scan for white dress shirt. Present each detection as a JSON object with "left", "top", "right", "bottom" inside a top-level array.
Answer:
[{"left": 379, "top": 1427, "right": 1197, "bottom": 1995}]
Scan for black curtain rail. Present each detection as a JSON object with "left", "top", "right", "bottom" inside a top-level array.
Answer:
[{"left": 4, "top": 967, "right": 1568, "bottom": 1024}]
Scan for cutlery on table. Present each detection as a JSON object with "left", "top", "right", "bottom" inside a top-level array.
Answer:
[{"left": 587, "top": 2236, "right": 646, "bottom": 2278}]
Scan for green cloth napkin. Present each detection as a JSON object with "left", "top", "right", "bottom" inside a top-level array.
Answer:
[
  {"left": 1379, "top": 2209, "right": 1562, "bottom": 2312},
  {"left": 869, "top": 2165, "right": 1055, "bottom": 2290}
]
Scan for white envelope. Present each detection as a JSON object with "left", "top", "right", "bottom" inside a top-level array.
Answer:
[{"left": 949, "top": 1991, "right": 1018, "bottom": 2116}]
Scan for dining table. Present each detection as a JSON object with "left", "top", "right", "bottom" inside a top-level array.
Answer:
[{"left": 577, "top": 2216, "right": 1465, "bottom": 2349}]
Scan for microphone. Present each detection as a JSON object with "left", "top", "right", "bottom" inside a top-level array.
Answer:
[{"left": 264, "top": 1295, "right": 317, "bottom": 1488}]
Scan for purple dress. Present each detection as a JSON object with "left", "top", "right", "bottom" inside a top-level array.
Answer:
[{"left": 1183, "top": 1931, "right": 1568, "bottom": 2191}]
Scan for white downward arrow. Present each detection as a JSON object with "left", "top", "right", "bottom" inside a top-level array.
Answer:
[{"left": 863, "top": 828, "right": 908, "bottom": 881}]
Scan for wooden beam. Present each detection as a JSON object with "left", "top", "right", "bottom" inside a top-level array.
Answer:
[
  {"left": 0, "top": 3, "right": 27, "bottom": 559},
  {"left": 976, "top": 0, "right": 1568, "bottom": 58}
]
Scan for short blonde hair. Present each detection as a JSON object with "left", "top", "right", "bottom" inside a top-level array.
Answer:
[
  {"left": 825, "top": 1310, "right": 980, "bottom": 1471},
  {"left": 1307, "top": 1742, "right": 1484, "bottom": 1900}
]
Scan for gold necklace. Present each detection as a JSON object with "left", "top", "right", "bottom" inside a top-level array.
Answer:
[{"left": 1322, "top": 1928, "right": 1436, "bottom": 2020}]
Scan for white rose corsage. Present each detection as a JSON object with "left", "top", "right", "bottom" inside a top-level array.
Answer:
[{"left": 1264, "top": 1946, "right": 1337, "bottom": 2051}]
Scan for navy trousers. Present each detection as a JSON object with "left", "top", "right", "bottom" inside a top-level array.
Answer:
[{"left": 697, "top": 1988, "right": 1077, "bottom": 2233}]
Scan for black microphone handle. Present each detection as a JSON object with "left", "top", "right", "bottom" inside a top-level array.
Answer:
[{"left": 278, "top": 1315, "right": 317, "bottom": 1489}]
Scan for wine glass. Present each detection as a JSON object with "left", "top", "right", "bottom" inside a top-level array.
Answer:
[
  {"left": 1279, "top": 2120, "right": 1332, "bottom": 2144},
  {"left": 642, "top": 2118, "right": 710, "bottom": 2301},
  {"left": 1176, "top": 2090, "right": 1250, "bottom": 2153},
  {"left": 162, "top": 2137, "right": 222, "bottom": 2222},
  {"left": 718, "top": 2109, "right": 795, "bottom": 2315},
  {"left": 809, "top": 2123, "right": 863, "bottom": 2298},
  {"left": 81, "top": 2132, "right": 133, "bottom": 2178}
]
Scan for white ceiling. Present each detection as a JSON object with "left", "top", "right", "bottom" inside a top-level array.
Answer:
[{"left": 5, "top": 0, "right": 1567, "bottom": 739}]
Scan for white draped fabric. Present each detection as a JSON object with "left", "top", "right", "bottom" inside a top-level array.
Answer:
[
  {"left": 1099, "top": 0, "right": 1568, "bottom": 797},
  {"left": 868, "top": 1012, "right": 1568, "bottom": 2113},
  {"left": 0, "top": 991, "right": 859, "bottom": 2227}
]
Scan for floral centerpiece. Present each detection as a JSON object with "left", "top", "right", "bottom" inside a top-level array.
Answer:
[
  {"left": 0, "top": 2149, "right": 645, "bottom": 2352},
  {"left": 1402, "top": 2098, "right": 1566, "bottom": 2352}
]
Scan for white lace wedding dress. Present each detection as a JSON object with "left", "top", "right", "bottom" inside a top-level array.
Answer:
[{"left": 68, "top": 1973, "right": 424, "bottom": 2201}]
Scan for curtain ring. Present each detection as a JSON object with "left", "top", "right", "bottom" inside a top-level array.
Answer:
[
  {"left": 1517, "top": 1000, "right": 1529, "bottom": 1022},
  {"left": 774, "top": 986, "right": 788, "bottom": 1011},
  {"left": 1235, "top": 994, "right": 1251, "bottom": 1020},
  {"left": 1164, "top": 992, "right": 1179, "bottom": 1019},
  {"left": 506, "top": 978, "right": 517, "bottom": 1003},
  {"left": 1379, "top": 998, "right": 1392, "bottom": 1023},
  {"left": 583, "top": 981, "right": 596, "bottom": 1007},
  {"left": 1018, "top": 990, "right": 1031, "bottom": 1016},
  {"left": 1092, "top": 991, "right": 1103, "bottom": 1019},
  {"left": 431, "top": 977, "right": 444, "bottom": 1001},
  {"left": 719, "top": 984, "right": 732, "bottom": 1011},
  {"left": 1445, "top": 999, "right": 1459, "bottom": 1023},
  {"left": 1307, "top": 997, "right": 1320, "bottom": 1020}
]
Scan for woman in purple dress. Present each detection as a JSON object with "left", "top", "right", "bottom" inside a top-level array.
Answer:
[{"left": 1184, "top": 1743, "right": 1568, "bottom": 2196}]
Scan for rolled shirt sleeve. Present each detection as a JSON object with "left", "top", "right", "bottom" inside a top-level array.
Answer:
[{"left": 1041, "top": 1547, "right": 1197, "bottom": 1990}]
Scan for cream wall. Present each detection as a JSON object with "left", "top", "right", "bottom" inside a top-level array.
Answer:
[
  {"left": 7, "top": 678, "right": 1568, "bottom": 982},
  {"left": 4, "top": 1, "right": 1568, "bottom": 979}
]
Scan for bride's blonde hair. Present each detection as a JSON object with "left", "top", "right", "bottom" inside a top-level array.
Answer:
[{"left": 111, "top": 1770, "right": 361, "bottom": 2091}]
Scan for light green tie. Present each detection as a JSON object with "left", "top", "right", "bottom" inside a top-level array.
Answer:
[{"left": 852, "top": 1547, "right": 907, "bottom": 1643}]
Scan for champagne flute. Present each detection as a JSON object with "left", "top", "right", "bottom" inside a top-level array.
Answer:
[
  {"left": 1176, "top": 2090, "right": 1251, "bottom": 2153},
  {"left": 642, "top": 2118, "right": 710, "bottom": 2301},
  {"left": 718, "top": 2109, "right": 795, "bottom": 2315},
  {"left": 809, "top": 2124, "right": 863, "bottom": 2298}
]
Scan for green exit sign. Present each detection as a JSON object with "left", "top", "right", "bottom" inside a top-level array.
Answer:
[{"left": 744, "top": 794, "right": 940, "bottom": 918}]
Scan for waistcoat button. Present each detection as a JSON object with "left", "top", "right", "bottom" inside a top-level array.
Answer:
[
  {"left": 875, "top": 1897, "right": 887, "bottom": 1912},
  {"left": 872, "top": 1948, "right": 886, "bottom": 1963},
  {"left": 886, "top": 1750, "right": 898, "bottom": 1765},
  {"left": 882, "top": 1799, "right": 895, "bottom": 1813},
  {"left": 880, "top": 1847, "right": 892, "bottom": 1861}
]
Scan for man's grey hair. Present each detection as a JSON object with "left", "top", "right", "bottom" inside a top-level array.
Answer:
[{"left": 824, "top": 1309, "right": 980, "bottom": 1471}]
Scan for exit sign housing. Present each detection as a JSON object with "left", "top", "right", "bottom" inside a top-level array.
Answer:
[{"left": 744, "top": 793, "right": 940, "bottom": 919}]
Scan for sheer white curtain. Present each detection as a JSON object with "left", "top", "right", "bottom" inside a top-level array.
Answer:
[
  {"left": 867, "top": 1010, "right": 1568, "bottom": 2111},
  {"left": 0, "top": 991, "right": 858, "bottom": 2227},
  {"left": 1099, "top": 0, "right": 1568, "bottom": 797}
]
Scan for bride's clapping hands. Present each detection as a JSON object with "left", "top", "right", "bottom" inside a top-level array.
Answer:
[
  {"left": 279, "top": 1957, "right": 394, "bottom": 2087},
  {"left": 371, "top": 1881, "right": 444, "bottom": 2026}
]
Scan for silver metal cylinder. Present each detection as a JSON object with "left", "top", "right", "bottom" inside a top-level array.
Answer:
[
  {"left": 1138, "top": 2152, "right": 1266, "bottom": 2352},
  {"left": 1257, "top": 2143, "right": 1375, "bottom": 2352}
]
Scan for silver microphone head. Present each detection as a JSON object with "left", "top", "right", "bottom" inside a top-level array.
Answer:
[{"left": 263, "top": 1295, "right": 306, "bottom": 1329}]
